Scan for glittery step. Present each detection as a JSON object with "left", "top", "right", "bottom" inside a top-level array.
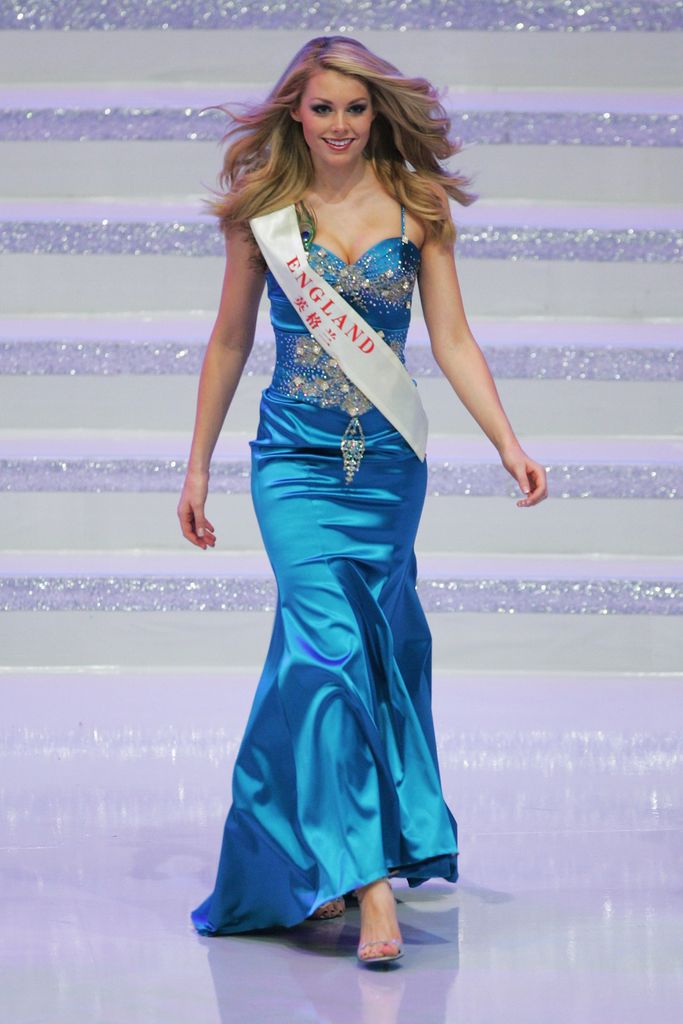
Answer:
[
  {"left": 1, "top": 336, "right": 680, "bottom": 380},
  {"left": 2, "top": 106, "right": 680, "bottom": 146},
  {"left": 0, "top": 453, "right": 680, "bottom": 499},
  {"left": 1, "top": 575, "right": 680, "bottom": 615},
  {"left": 0, "top": 219, "right": 680, "bottom": 262},
  {"left": 1, "top": 1, "right": 681, "bottom": 32},
  {"left": 1, "top": 548, "right": 681, "bottom": 615}
]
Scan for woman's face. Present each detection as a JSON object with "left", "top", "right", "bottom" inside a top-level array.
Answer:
[{"left": 291, "top": 69, "right": 375, "bottom": 168}]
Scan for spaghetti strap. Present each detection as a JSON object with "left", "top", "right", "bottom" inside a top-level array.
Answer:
[{"left": 400, "top": 204, "right": 407, "bottom": 242}]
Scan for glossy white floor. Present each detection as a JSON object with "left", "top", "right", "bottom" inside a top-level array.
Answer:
[{"left": 2, "top": 669, "right": 681, "bottom": 1024}]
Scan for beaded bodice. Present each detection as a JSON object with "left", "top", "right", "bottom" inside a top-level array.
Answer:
[{"left": 265, "top": 205, "right": 421, "bottom": 418}]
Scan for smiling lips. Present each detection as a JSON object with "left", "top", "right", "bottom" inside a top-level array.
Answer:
[{"left": 323, "top": 138, "right": 354, "bottom": 152}]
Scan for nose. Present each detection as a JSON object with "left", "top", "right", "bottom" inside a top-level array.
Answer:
[{"left": 331, "top": 109, "right": 349, "bottom": 133}]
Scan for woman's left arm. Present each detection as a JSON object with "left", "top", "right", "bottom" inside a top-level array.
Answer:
[{"left": 418, "top": 231, "right": 548, "bottom": 508}]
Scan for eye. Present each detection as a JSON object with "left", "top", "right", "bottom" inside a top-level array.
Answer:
[{"left": 310, "top": 103, "right": 368, "bottom": 115}]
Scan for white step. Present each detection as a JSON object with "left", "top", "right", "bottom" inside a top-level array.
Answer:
[
  {"left": 2, "top": 141, "right": 682, "bottom": 206},
  {"left": 3, "top": 491, "right": 682, "bottom": 557},
  {"left": 2, "top": 373, "right": 680, "bottom": 436},
  {"left": 0, "top": 610, "right": 680, "bottom": 674},
  {"left": 0, "top": 29, "right": 680, "bottom": 88},
  {"left": 1, "top": 253, "right": 680, "bottom": 319}
]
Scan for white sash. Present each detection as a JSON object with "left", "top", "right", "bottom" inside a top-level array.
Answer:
[{"left": 249, "top": 204, "right": 428, "bottom": 461}]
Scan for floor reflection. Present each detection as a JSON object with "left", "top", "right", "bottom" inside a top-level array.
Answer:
[
  {"left": 1, "top": 672, "right": 682, "bottom": 1023},
  {"left": 203, "top": 894, "right": 460, "bottom": 1024}
]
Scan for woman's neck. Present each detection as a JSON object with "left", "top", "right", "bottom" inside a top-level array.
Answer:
[{"left": 307, "top": 155, "right": 374, "bottom": 205}]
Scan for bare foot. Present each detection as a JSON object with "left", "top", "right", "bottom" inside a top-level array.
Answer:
[{"left": 356, "top": 877, "right": 403, "bottom": 962}]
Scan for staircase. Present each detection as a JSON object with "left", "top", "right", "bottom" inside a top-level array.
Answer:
[{"left": 0, "top": 21, "right": 681, "bottom": 676}]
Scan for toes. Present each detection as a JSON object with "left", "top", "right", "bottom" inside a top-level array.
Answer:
[{"left": 358, "top": 939, "right": 402, "bottom": 961}]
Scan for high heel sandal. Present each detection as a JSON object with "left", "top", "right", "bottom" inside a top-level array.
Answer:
[
  {"left": 307, "top": 896, "right": 346, "bottom": 920},
  {"left": 355, "top": 878, "right": 404, "bottom": 965}
]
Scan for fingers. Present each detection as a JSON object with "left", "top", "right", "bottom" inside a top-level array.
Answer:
[
  {"left": 515, "top": 462, "right": 548, "bottom": 508},
  {"left": 194, "top": 517, "right": 216, "bottom": 549},
  {"left": 517, "top": 471, "right": 531, "bottom": 497},
  {"left": 178, "top": 501, "right": 216, "bottom": 549}
]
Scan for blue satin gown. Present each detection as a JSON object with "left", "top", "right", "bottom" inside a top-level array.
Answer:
[{"left": 191, "top": 206, "right": 459, "bottom": 935}]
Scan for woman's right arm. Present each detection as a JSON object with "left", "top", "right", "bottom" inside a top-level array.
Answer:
[{"left": 177, "top": 225, "right": 266, "bottom": 549}]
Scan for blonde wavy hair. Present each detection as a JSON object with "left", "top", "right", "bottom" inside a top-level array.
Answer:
[{"left": 209, "top": 35, "right": 478, "bottom": 247}]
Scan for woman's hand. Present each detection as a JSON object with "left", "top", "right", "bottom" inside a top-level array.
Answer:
[
  {"left": 177, "top": 469, "right": 216, "bottom": 549},
  {"left": 498, "top": 443, "right": 548, "bottom": 508}
]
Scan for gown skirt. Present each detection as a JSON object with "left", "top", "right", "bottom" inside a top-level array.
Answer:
[{"left": 190, "top": 385, "right": 459, "bottom": 935}]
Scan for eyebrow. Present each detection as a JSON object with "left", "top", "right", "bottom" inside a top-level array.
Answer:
[{"left": 309, "top": 96, "right": 368, "bottom": 104}]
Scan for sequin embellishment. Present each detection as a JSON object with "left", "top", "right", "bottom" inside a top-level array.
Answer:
[
  {"left": 272, "top": 328, "right": 407, "bottom": 419},
  {"left": 306, "top": 245, "right": 417, "bottom": 312},
  {"left": 341, "top": 416, "right": 366, "bottom": 484}
]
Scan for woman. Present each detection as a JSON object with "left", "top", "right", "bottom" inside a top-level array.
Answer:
[{"left": 178, "top": 36, "right": 547, "bottom": 965}]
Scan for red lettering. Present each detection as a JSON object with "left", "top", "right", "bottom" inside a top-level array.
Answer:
[
  {"left": 319, "top": 299, "right": 335, "bottom": 316},
  {"left": 358, "top": 336, "right": 375, "bottom": 353},
  {"left": 330, "top": 314, "right": 347, "bottom": 331},
  {"left": 308, "top": 286, "right": 324, "bottom": 302},
  {"left": 295, "top": 270, "right": 313, "bottom": 289},
  {"left": 344, "top": 322, "right": 363, "bottom": 343},
  {"left": 287, "top": 256, "right": 300, "bottom": 271}
]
